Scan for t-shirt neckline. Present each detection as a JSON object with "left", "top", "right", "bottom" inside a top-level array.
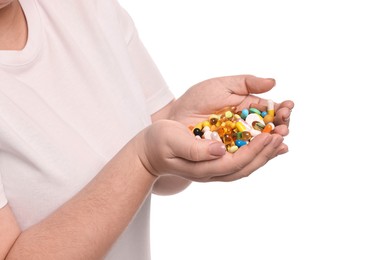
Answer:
[{"left": 0, "top": 0, "right": 43, "bottom": 67}]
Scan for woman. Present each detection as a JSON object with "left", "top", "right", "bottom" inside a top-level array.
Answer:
[{"left": 0, "top": 0, "right": 293, "bottom": 259}]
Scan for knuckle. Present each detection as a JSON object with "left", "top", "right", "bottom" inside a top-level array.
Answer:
[{"left": 188, "top": 141, "right": 201, "bottom": 161}]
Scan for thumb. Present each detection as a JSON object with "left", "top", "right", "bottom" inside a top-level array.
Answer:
[
  {"left": 171, "top": 134, "right": 226, "bottom": 162},
  {"left": 227, "top": 75, "right": 276, "bottom": 95}
]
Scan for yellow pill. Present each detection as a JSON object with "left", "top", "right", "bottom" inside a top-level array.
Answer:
[
  {"left": 194, "top": 122, "right": 203, "bottom": 130},
  {"left": 202, "top": 121, "right": 211, "bottom": 128},
  {"left": 225, "top": 111, "right": 234, "bottom": 119},
  {"left": 228, "top": 145, "right": 239, "bottom": 153},
  {"left": 263, "top": 114, "right": 274, "bottom": 124},
  {"left": 235, "top": 121, "right": 246, "bottom": 132},
  {"left": 267, "top": 99, "right": 275, "bottom": 117},
  {"left": 217, "top": 127, "right": 225, "bottom": 137},
  {"left": 225, "top": 121, "right": 235, "bottom": 128}
]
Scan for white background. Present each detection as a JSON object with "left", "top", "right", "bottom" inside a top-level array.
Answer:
[{"left": 118, "top": 1, "right": 390, "bottom": 259}]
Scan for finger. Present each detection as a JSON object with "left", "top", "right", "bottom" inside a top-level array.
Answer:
[
  {"left": 277, "top": 143, "right": 289, "bottom": 156},
  {"left": 274, "top": 106, "right": 292, "bottom": 127},
  {"left": 250, "top": 99, "right": 294, "bottom": 112},
  {"left": 167, "top": 133, "right": 274, "bottom": 180},
  {"left": 211, "top": 135, "right": 286, "bottom": 182},
  {"left": 250, "top": 100, "right": 293, "bottom": 128},
  {"left": 249, "top": 101, "right": 268, "bottom": 112},
  {"left": 226, "top": 75, "right": 276, "bottom": 95},
  {"left": 276, "top": 100, "right": 295, "bottom": 111},
  {"left": 169, "top": 132, "right": 227, "bottom": 162},
  {"left": 273, "top": 124, "right": 289, "bottom": 136}
]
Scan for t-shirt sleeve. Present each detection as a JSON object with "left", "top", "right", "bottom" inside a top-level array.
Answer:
[
  {"left": 0, "top": 175, "right": 8, "bottom": 208},
  {"left": 115, "top": 2, "right": 175, "bottom": 115}
]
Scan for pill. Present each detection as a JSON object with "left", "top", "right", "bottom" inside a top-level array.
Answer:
[
  {"left": 235, "top": 139, "right": 248, "bottom": 148},
  {"left": 262, "top": 122, "right": 275, "bottom": 133},
  {"left": 240, "top": 109, "right": 249, "bottom": 119},
  {"left": 193, "top": 128, "right": 203, "bottom": 137},
  {"left": 211, "top": 131, "right": 223, "bottom": 142},
  {"left": 249, "top": 107, "right": 261, "bottom": 115},
  {"left": 190, "top": 102, "right": 277, "bottom": 152},
  {"left": 228, "top": 145, "right": 239, "bottom": 153},
  {"left": 245, "top": 113, "right": 263, "bottom": 127}
]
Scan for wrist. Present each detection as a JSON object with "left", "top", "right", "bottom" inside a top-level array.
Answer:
[
  {"left": 153, "top": 175, "right": 192, "bottom": 196},
  {"left": 151, "top": 100, "right": 176, "bottom": 122},
  {"left": 130, "top": 130, "right": 161, "bottom": 180}
]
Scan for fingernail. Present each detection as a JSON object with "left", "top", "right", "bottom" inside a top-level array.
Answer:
[{"left": 209, "top": 142, "right": 226, "bottom": 156}]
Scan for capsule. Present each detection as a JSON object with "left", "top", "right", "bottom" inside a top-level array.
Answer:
[
  {"left": 191, "top": 104, "right": 279, "bottom": 152},
  {"left": 235, "top": 121, "right": 246, "bottom": 132},
  {"left": 262, "top": 122, "right": 275, "bottom": 133},
  {"left": 252, "top": 121, "right": 265, "bottom": 131},
  {"left": 240, "top": 131, "right": 252, "bottom": 141},
  {"left": 263, "top": 114, "right": 274, "bottom": 124},
  {"left": 202, "top": 126, "right": 212, "bottom": 140},
  {"left": 249, "top": 107, "right": 261, "bottom": 115},
  {"left": 223, "top": 134, "right": 234, "bottom": 145},
  {"left": 235, "top": 139, "right": 248, "bottom": 148},
  {"left": 194, "top": 122, "right": 203, "bottom": 130},
  {"left": 211, "top": 131, "right": 223, "bottom": 142},
  {"left": 262, "top": 99, "right": 275, "bottom": 124},
  {"left": 267, "top": 99, "right": 275, "bottom": 117},
  {"left": 202, "top": 120, "right": 211, "bottom": 128},
  {"left": 228, "top": 145, "right": 239, "bottom": 153},
  {"left": 245, "top": 113, "right": 263, "bottom": 127},
  {"left": 237, "top": 118, "right": 252, "bottom": 131},
  {"left": 209, "top": 117, "right": 218, "bottom": 125},
  {"left": 193, "top": 128, "right": 203, "bottom": 137},
  {"left": 240, "top": 109, "right": 249, "bottom": 119}
]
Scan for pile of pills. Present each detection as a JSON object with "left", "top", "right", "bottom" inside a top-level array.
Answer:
[{"left": 189, "top": 100, "right": 275, "bottom": 153}]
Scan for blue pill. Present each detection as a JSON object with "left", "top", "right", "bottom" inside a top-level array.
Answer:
[
  {"left": 240, "top": 109, "right": 249, "bottom": 119},
  {"left": 235, "top": 139, "right": 247, "bottom": 148}
]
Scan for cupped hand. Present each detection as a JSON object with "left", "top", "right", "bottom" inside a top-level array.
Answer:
[
  {"left": 134, "top": 119, "right": 287, "bottom": 182},
  {"left": 171, "top": 75, "right": 294, "bottom": 136}
]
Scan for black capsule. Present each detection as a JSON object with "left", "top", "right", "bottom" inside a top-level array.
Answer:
[{"left": 193, "top": 128, "right": 203, "bottom": 137}]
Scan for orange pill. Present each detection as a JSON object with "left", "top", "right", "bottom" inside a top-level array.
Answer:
[
  {"left": 262, "top": 123, "right": 275, "bottom": 133},
  {"left": 263, "top": 114, "right": 274, "bottom": 124}
]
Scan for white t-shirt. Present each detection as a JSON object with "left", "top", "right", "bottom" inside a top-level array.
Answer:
[{"left": 0, "top": 0, "right": 174, "bottom": 259}]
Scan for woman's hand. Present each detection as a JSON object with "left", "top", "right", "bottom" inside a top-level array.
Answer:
[
  {"left": 135, "top": 119, "right": 285, "bottom": 182},
  {"left": 171, "top": 75, "right": 294, "bottom": 137}
]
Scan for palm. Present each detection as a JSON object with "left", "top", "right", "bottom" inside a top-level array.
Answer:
[{"left": 173, "top": 75, "right": 274, "bottom": 127}]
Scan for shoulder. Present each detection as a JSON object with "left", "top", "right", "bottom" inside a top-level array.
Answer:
[
  {"left": 36, "top": 0, "right": 136, "bottom": 43},
  {"left": 36, "top": 0, "right": 131, "bottom": 22}
]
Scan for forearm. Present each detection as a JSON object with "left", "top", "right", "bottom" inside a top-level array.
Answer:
[{"left": 6, "top": 141, "right": 156, "bottom": 260}]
